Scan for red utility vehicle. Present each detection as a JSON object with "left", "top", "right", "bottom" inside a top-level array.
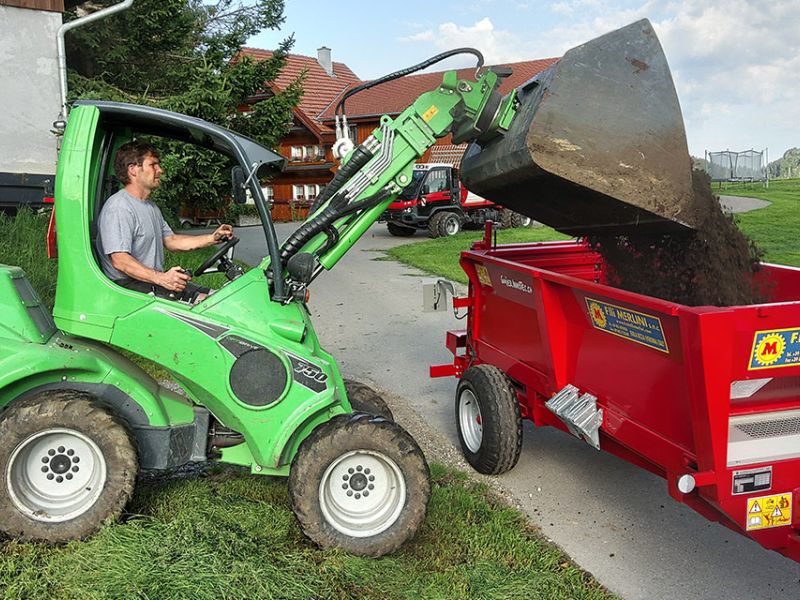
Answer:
[
  {"left": 432, "top": 223, "right": 800, "bottom": 563},
  {"left": 380, "top": 163, "right": 530, "bottom": 238}
]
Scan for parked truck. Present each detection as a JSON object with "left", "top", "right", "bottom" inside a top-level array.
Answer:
[{"left": 380, "top": 162, "right": 531, "bottom": 237}]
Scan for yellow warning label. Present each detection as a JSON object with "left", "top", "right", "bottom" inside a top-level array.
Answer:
[
  {"left": 421, "top": 105, "right": 439, "bottom": 122},
  {"left": 745, "top": 493, "right": 792, "bottom": 531},
  {"left": 475, "top": 264, "right": 492, "bottom": 287}
]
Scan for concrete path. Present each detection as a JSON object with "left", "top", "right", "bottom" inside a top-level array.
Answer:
[
  {"left": 234, "top": 222, "right": 800, "bottom": 600},
  {"left": 718, "top": 195, "right": 771, "bottom": 213}
]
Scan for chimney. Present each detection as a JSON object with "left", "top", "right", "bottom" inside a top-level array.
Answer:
[{"left": 317, "top": 46, "right": 333, "bottom": 77}]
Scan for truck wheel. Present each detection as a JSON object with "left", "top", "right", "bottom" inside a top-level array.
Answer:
[
  {"left": 427, "top": 213, "right": 444, "bottom": 238},
  {"left": 386, "top": 223, "right": 416, "bottom": 237},
  {"left": 438, "top": 212, "right": 462, "bottom": 237},
  {"left": 511, "top": 212, "right": 532, "bottom": 228},
  {"left": 289, "top": 413, "right": 430, "bottom": 557},
  {"left": 0, "top": 391, "right": 137, "bottom": 542},
  {"left": 344, "top": 379, "right": 394, "bottom": 420},
  {"left": 180, "top": 219, "right": 193, "bottom": 230},
  {"left": 455, "top": 365, "right": 522, "bottom": 475}
]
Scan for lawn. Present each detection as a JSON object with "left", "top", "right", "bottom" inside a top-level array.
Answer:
[
  {"left": 386, "top": 179, "right": 800, "bottom": 283},
  {"left": 0, "top": 210, "right": 615, "bottom": 599}
]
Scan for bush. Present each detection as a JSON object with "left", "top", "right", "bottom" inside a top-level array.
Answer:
[{"left": 0, "top": 209, "right": 57, "bottom": 310}]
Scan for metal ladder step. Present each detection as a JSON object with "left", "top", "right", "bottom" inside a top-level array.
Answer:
[{"left": 546, "top": 384, "right": 603, "bottom": 449}]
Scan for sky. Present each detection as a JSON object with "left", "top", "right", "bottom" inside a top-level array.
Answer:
[{"left": 248, "top": 0, "right": 800, "bottom": 160}]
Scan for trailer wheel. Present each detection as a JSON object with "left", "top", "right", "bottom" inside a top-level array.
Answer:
[
  {"left": 455, "top": 365, "right": 522, "bottom": 475},
  {"left": 386, "top": 223, "right": 416, "bottom": 237},
  {"left": 427, "top": 213, "right": 445, "bottom": 238},
  {"left": 438, "top": 212, "right": 462, "bottom": 237},
  {"left": 344, "top": 379, "right": 394, "bottom": 420},
  {"left": 0, "top": 390, "right": 138, "bottom": 542},
  {"left": 289, "top": 413, "right": 430, "bottom": 556}
]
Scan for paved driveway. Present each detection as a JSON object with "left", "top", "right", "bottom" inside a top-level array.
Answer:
[{"left": 233, "top": 220, "right": 799, "bottom": 600}]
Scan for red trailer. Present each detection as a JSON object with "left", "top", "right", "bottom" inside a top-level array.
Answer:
[{"left": 431, "top": 223, "right": 800, "bottom": 563}]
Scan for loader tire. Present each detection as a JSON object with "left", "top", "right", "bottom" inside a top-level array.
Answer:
[
  {"left": 386, "top": 223, "right": 416, "bottom": 237},
  {"left": 0, "top": 390, "right": 138, "bottom": 542},
  {"left": 455, "top": 365, "right": 522, "bottom": 475},
  {"left": 437, "top": 212, "right": 462, "bottom": 237},
  {"left": 427, "top": 213, "right": 445, "bottom": 238},
  {"left": 500, "top": 209, "right": 515, "bottom": 229},
  {"left": 289, "top": 413, "right": 430, "bottom": 557},
  {"left": 344, "top": 379, "right": 394, "bottom": 420}
]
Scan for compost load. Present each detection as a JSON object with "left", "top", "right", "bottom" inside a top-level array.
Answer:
[{"left": 588, "top": 170, "right": 763, "bottom": 307}]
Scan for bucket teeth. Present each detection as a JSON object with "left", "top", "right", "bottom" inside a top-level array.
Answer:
[{"left": 546, "top": 384, "right": 603, "bottom": 449}]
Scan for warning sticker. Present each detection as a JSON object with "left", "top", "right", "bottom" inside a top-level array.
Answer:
[
  {"left": 585, "top": 298, "right": 668, "bottom": 353},
  {"left": 475, "top": 264, "right": 492, "bottom": 287},
  {"left": 421, "top": 105, "right": 439, "bottom": 122},
  {"left": 749, "top": 328, "right": 800, "bottom": 370},
  {"left": 745, "top": 493, "right": 792, "bottom": 531}
]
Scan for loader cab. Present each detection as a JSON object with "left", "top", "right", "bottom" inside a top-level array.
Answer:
[{"left": 53, "top": 101, "right": 286, "bottom": 342}]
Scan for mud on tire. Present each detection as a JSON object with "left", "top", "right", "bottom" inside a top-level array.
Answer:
[
  {"left": 289, "top": 413, "right": 430, "bottom": 556},
  {"left": 455, "top": 365, "right": 522, "bottom": 475},
  {"left": 344, "top": 379, "right": 394, "bottom": 420},
  {"left": 0, "top": 390, "right": 138, "bottom": 542}
]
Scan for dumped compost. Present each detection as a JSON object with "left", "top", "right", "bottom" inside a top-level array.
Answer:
[{"left": 588, "top": 170, "right": 763, "bottom": 307}]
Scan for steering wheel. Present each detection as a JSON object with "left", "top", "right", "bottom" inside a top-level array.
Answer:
[{"left": 192, "top": 236, "right": 240, "bottom": 277}]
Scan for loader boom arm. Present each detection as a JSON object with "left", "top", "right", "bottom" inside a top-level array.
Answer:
[{"left": 278, "top": 68, "right": 516, "bottom": 279}]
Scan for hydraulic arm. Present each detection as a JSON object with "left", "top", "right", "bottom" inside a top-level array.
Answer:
[{"left": 279, "top": 55, "right": 517, "bottom": 284}]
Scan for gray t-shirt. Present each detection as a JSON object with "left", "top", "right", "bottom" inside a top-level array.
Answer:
[{"left": 97, "top": 189, "right": 174, "bottom": 281}]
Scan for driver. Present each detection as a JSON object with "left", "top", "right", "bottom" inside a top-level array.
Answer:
[{"left": 97, "top": 141, "right": 234, "bottom": 304}]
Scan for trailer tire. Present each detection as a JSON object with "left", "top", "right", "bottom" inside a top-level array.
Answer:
[
  {"left": 455, "top": 365, "right": 522, "bottom": 475},
  {"left": 0, "top": 390, "right": 138, "bottom": 542},
  {"left": 289, "top": 413, "right": 430, "bottom": 556},
  {"left": 437, "top": 212, "right": 462, "bottom": 237},
  {"left": 344, "top": 379, "right": 394, "bottom": 420},
  {"left": 386, "top": 223, "right": 416, "bottom": 237},
  {"left": 427, "top": 213, "right": 445, "bottom": 238}
]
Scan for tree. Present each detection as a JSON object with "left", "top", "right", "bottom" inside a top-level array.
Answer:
[{"left": 64, "top": 0, "right": 303, "bottom": 220}]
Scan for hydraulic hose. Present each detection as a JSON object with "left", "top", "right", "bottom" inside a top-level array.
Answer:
[
  {"left": 307, "top": 144, "right": 374, "bottom": 215},
  {"left": 336, "top": 48, "right": 484, "bottom": 116}
]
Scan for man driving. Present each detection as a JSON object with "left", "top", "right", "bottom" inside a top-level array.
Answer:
[{"left": 97, "top": 141, "right": 233, "bottom": 303}]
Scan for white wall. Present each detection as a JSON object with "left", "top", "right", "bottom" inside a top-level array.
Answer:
[{"left": 0, "top": 6, "right": 62, "bottom": 175}]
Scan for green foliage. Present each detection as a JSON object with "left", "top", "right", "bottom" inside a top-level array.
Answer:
[
  {"left": 0, "top": 466, "right": 615, "bottom": 600},
  {"left": 767, "top": 148, "right": 800, "bottom": 179},
  {"left": 386, "top": 226, "right": 570, "bottom": 284},
  {"left": 65, "top": 0, "right": 302, "bottom": 217},
  {"left": 0, "top": 209, "right": 58, "bottom": 310}
]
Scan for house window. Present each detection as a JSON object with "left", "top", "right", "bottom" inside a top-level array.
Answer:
[
  {"left": 292, "top": 184, "right": 305, "bottom": 202},
  {"left": 291, "top": 146, "right": 303, "bottom": 160},
  {"left": 305, "top": 184, "right": 319, "bottom": 200},
  {"left": 290, "top": 145, "right": 324, "bottom": 162},
  {"left": 262, "top": 185, "right": 274, "bottom": 205}
]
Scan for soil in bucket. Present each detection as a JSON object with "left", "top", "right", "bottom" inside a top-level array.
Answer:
[{"left": 588, "top": 170, "right": 764, "bottom": 307}]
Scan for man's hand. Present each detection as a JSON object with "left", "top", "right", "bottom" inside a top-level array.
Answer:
[
  {"left": 212, "top": 224, "right": 234, "bottom": 242},
  {"left": 156, "top": 266, "right": 191, "bottom": 292}
]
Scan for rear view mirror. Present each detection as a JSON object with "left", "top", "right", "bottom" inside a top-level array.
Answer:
[{"left": 231, "top": 166, "right": 247, "bottom": 205}]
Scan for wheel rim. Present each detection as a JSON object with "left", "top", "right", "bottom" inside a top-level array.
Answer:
[
  {"left": 519, "top": 216, "right": 532, "bottom": 227},
  {"left": 319, "top": 450, "right": 406, "bottom": 538},
  {"left": 7, "top": 428, "right": 107, "bottom": 522},
  {"left": 458, "top": 388, "right": 483, "bottom": 453},
  {"left": 444, "top": 217, "right": 459, "bottom": 235}
]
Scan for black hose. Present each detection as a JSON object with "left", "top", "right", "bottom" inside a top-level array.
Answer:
[
  {"left": 308, "top": 144, "right": 374, "bottom": 215},
  {"left": 336, "top": 48, "right": 484, "bottom": 116}
]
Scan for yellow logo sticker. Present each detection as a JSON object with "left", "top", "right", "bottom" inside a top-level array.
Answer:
[
  {"left": 588, "top": 301, "right": 607, "bottom": 328},
  {"left": 475, "top": 264, "right": 492, "bottom": 287},
  {"left": 421, "top": 105, "right": 439, "bottom": 122},
  {"left": 746, "top": 493, "right": 792, "bottom": 530}
]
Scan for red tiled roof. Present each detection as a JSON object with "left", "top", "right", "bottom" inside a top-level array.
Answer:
[
  {"left": 320, "top": 57, "right": 559, "bottom": 121},
  {"left": 429, "top": 144, "right": 469, "bottom": 168},
  {"left": 239, "top": 48, "right": 362, "bottom": 134}
]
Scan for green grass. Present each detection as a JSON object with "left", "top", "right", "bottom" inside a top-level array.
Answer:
[
  {"left": 386, "top": 180, "right": 800, "bottom": 282},
  {"left": 0, "top": 466, "right": 613, "bottom": 600},
  {"left": 715, "top": 178, "right": 800, "bottom": 266},
  {"left": 386, "top": 226, "right": 570, "bottom": 284}
]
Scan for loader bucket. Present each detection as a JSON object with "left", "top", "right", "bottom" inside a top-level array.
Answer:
[{"left": 460, "top": 19, "right": 697, "bottom": 235}]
